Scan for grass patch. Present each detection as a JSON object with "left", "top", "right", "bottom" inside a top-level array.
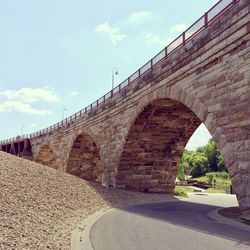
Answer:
[
  {"left": 194, "top": 172, "right": 231, "bottom": 185},
  {"left": 205, "top": 188, "right": 226, "bottom": 194},
  {"left": 174, "top": 186, "right": 193, "bottom": 197},
  {"left": 193, "top": 175, "right": 208, "bottom": 183},
  {"left": 193, "top": 172, "right": 231, "bottom": 193}
]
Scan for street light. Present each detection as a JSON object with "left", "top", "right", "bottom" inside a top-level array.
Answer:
[
  {"left": 112, "top": 67, "right": 119, "bottom": 89},
  {"left": 21, "top": 125, "right": 25, "bottom": 135},
  {"left": 62, "top": 106, "right": 67, "bottom": 120}
]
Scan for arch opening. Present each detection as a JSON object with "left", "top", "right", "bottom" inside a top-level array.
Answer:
[
  {"left": 36, "top": 145, "right": 58, "bottom": 169},
  {"left": 116, "top": 98, "right": 203, "bottom": 193},
  {"left": 66, "top": 133, "right": 104, "bottom": 183}
]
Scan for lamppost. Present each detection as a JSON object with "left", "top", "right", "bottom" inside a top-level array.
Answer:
[
  {"left": 62, "top": 106, "right": 67, "bottom": 120},
  {"left": 112, "top": 67, "right": 119, "bottom": 89},
  {"left": 21, "top": 125, "right": 25, "bottom": 135}
]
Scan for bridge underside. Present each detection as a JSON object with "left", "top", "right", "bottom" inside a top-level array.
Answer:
[
  {"left": 1, "top": 139, "right": 32, "bottom": 158},
  {"left": 36, "top": 145, "right": 58, "bottom": 169},
  {"left": 116, "top": 98, "right": 201, "bottom": 193},
  {"left": 66, "top": 133, "right": 104, "bottom": 183}
]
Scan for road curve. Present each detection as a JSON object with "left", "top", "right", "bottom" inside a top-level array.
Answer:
[{"left": 90, "top": 194, "right": 250, "bottom": 250}]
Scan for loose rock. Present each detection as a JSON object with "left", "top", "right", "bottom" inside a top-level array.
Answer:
[{"left": 0, "top": 151, "right": 173, "bottom": 249}]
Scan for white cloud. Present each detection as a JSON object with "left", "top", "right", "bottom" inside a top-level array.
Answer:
[
  {"left": 69, "top": 91, "right": 79, "bottom": 96},
  {"left": 0, "top": 87, "right": 57, "bottom": 115},
  {"left": 30, "top": 123, "right": 38, "bottom": 127},
  {"left": 170, "top": 23, "right": 188, "bottom": 33},
  {"left": 144, "top": 23, "right": 188, "bottom": 48},
  {"left": 96, "top": 22, "right": 114, "bottom": 33},
  {"left": 0, "top": 87, "right": 59, "bottom": 103},
  {"left": 95, "top": 22, "right": 126, "bottom": 44},
  {"left": 145, "top": 33, "right": 172, "bottom": 47},
  {"left": 0, "top": 101, "right": 53, "bottom": 115},
  {"left": 129, "top": 11, "right": 152, "bottom": 24}
]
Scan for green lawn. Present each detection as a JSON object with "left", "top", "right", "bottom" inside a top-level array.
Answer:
[
  {"left": 174, "top": 186, "right": 193, "bottom": 197},
  {"left": 205, "top": 188, "right": 226, "bottom": 194},
  {"left": 193, "top": 172, "right": 231, "bottom": 194},
  {"left": 175, "top": 172, "right": 232, "bottom": 196}
]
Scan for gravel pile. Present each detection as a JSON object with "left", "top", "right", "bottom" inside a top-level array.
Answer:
[{"left": 0, "top": 151, "right": 174, "bottom": 250}]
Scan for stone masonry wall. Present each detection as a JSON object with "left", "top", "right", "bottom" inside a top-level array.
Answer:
[{"left": 116, "top": 99, "right": 200, "bottom": 192}]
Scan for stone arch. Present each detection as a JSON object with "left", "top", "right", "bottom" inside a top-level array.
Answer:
[
  {"left": 114, "top": 75, "right": 249, "bottom": 214},
  {"left": 66, "top": 132, "right": 104, "bottom": 183},
  {"left": 36, "top": 144, "right": 58, "bottom": 169},
  {"left": 114, "top": 83, "right": 238, "bottom": 194},
  {"left": 116, "top": 98, "right": 201, "bottom": 192}
]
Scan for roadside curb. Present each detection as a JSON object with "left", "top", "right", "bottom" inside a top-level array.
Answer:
[
  {"left": 208, "top": 208, "right": 250, "bottom": 232},
  {"left": 71, "top": 208, "right": 110, "bottom": 250}
]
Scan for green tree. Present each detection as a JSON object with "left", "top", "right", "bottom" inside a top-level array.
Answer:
[
  {"left": 189, "top": 153, "right": 209, "bottom": 177},
  {"left": 178, "top": 139, "right": 226, "bottom": 179},
  {"left": 179, "top": 151, "right": 209, "bottom": 178},
  {"left": 177, "top": 163, "right": 185, "bottom": 181},
  {"left": 204, "top": 139, "right": 218, "bottom": 171},
  {"left": 217, "top": 154, "right": 226, "bottom": 172},
  {"left": 197, "top": 139, "right": 226, "bottom": 172}
]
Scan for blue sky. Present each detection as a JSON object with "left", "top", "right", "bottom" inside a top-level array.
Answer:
[{"left": 0, "top": 0, "right": 216, "bottom": 149}]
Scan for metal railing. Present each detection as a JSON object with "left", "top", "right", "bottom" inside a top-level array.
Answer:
[
  {"left": 0, "top": 0, "right": 237, "bottom": 145},
  {"left": 0, "top": 134, "right": 30, "bottom": 145}
]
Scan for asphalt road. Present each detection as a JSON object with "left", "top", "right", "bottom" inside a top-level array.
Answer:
[{"left": 90, "top": 194, "right": 250, "bottom": 250}]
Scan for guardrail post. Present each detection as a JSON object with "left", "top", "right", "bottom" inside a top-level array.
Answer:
[
  {"left": 204, "top": 12, "right": 208, "bottom": 27},
  {"left": 139, "top": 69, "right": 141, "bottom": 78},
  {"left": 165, "top": 47, "right": 168, "bottom": 58},
  {"left": 182, "top": 32, "right": 185, "bottom": 44}
]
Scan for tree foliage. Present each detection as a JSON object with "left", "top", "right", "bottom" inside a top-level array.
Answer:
[{"left": 178, "top": 139, "right": 226, "bottom": 178}]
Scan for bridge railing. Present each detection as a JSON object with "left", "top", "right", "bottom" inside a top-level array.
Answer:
[
  {"left": 0, "top": 134, "right": 30, "bottom": 145},
  {"left": 0, "top": 0, "right": 238, "bottom": 145}
]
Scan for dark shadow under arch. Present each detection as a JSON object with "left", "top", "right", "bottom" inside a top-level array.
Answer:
[
  {"left": 66, "top": 133, "right": 104, "bottom": 183},
  {"left": 116, "top": 98, "right": 202, "bottom": 192}
]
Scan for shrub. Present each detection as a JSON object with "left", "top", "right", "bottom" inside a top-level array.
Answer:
[
  {"left": 174, "top": 186, "right": 188, "bottom": 197},
  {"left": 215, "top": 171, "right": 229, "bottom": 179},
  {"left": 206, "top": 172, "right": 215, "bottom": 184},
  {"left": 177, "top": 164, "right": 186, "bottom": 181}
]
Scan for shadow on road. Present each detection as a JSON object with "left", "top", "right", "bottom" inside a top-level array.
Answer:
[
  {"left": 88, "top": 182, "right": 249, "bottom": 246},
  {"left": 118, "top": 200, "right": 250, "bottom": 246}
]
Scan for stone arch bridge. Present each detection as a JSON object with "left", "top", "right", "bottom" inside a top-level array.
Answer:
[{"left": 1, "top": 0, "right": 250, "bottom": 219}]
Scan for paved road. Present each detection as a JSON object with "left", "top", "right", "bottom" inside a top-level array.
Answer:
[{"left": 91, "top": 194, "right": 250, "bottom": 250}]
